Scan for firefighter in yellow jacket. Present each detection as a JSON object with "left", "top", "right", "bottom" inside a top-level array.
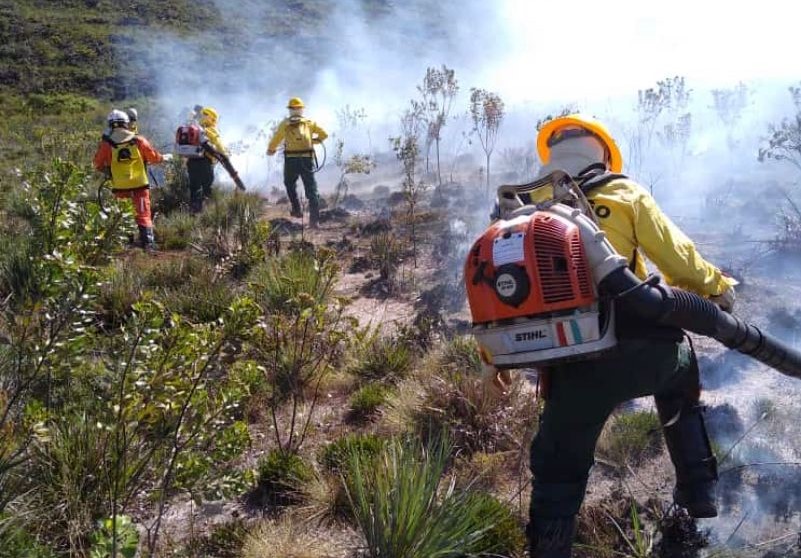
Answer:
[
  {"left": 94, "top": 109, "right": 164, "bottom": 250},
  {"left": 267, "top": 97, "right": 328, "bottom": 227},
  {"left": 188, "top": 106, "right": 228, "bottom": 213},
  {"left": 502, "top": 115, "right": 737, "bottom": 557}
]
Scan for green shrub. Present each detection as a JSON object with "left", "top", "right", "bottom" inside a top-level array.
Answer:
[
  {"left": 598, "top": 410, "right": 662, "bottom": 465},
  {"left": 345, "top": 435, "right": 511, "bottom": 558},
  {"left": 0, "top": 522, "right": 57, "bottom": 558},
  {"left": 26, "top": 93, "right": 98, "bottom": 115},
  {"left": 143, "top": 256, "right": 209, "bottom": 289},
  {"left": 464, "top": 493, "right": 526, "bottom": 557},
  {"left": 370, "top": 232, "right": 404, "bottom": 282},
  {"left": 352, "top": 335, "right": 413, "bottom": 383},
  {"left": 252, "top": 450, "right": 314, "bottom": 508},
  {"left": 25, "top": 414, "right": 111, "bottom": 554},
  {"left": 250, "top": 248, "right": 339, "bottom": 313},
  {"left": 318, "top": 433, "right": 385, "bottom": 473},
  {"left": 97, "top": 259, "right": 144, "bottom": 327},
  {"left": 155, "top": 210, "right": 195, "bottom": 250},
  {"left": 161, "top": 265, "right": 236, "bottom": 323},
  {"left": 153, "top": 158, "right": 192, "bottom": 216},
  {"left": 348, "top": 384, "right": 390, "bottom": 422}
]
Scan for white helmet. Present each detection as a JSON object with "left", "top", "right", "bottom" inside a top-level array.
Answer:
[{"left": 107, "top": 109, "right": 130, "bottom": 128}]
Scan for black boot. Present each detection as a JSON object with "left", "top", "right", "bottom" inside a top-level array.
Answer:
[
  {"left": 138, "top": 225, "right": 157, "bottom": 252},
  {"left": 656, "top": 397, "right": 718, "bottom": 518},
  {"left": 308, "top": 197, "right": 320, "bottom": 229},
  {"left": 528, "top": 516, "right": 575, "bottom": 558},
  {"left": 286, "top": 189, "right": 302, "bottom": 218}
]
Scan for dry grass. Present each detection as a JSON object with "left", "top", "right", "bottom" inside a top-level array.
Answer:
[{"left": 241, "top": 515, "right": 342, "bottom": 558}]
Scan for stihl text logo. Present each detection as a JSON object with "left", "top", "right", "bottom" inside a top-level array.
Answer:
[{"left": 515, "top": 330, "right": 547, "bottom": 342}]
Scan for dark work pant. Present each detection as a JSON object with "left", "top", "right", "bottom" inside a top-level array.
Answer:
[
  {"left": 187, "top": 157, "right": 214, "bottom": 212},
  {"left": 530, "top": 338, "right": 702, "bottom": 519},
  {"left": 284, "top": 156, "right": 319, "bottom": 220}
]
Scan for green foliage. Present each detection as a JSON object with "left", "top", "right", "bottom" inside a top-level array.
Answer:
[
  {"left": 250, "top": 248, "right": 338, "bottom": 313},
  {"left": 160, "top": 263, "right": 237, "bottom": 323},
  {"left": 464, "top": 493, "right": 526, "bottom": 557},
  {"left": 89, "top": 515, "right": 139, "bottom": 558},
  {"left": 345, "top": 435, "right": 509, "bottom": 558},
  {"left": 318, "top": 433, "right": 385, "bottom": 473},
  {"left": 249, "top": 248, "right": 354, "bottom": 453},
  {"left": 0, "top": 522, "right": 56, "bottom": 558},
  {"left": 97, "top": 259, "right": 145, "bottom": 328},
  {"left": 370, "top": 232, "right": 404, "bottom": 282},
  {"left": 599, "top": 410, "right": 662, "bottom": 465},
  {"left": 253, "top": 449, "right": 314, "bottom": 508},
  {"left": 348, "top": 384, "right": 390, "bottom": 422},
  {"left": 351, "top": 333, "right": 413, "bottom": 383},
  {"left": 155, "top": 210, "right": 195, "bottom": 250},
  {"left": 759, "top": 82, "right": 801, "bottom": 173},
  {"left": 197, "top": 518, "right": 250, "bottom": 558}
]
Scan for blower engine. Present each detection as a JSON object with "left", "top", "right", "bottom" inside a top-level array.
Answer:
[{"left": 466, "top": 171, "right": 801, "bottom": 380}]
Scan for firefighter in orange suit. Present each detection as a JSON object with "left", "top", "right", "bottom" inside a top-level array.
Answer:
[{"left": 93, "top": 109, "right": 164, "bottom": 250}]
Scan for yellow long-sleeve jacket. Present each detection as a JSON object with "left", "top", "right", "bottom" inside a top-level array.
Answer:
[
  {"left": 202, "top": 125, "right": 227, "bottom": 163},
  {"left": 528, "top": 177, "right": 734, "bottom": 297},
  {"left": 268, "top": 116, "right": 328, "bottom": 157}
]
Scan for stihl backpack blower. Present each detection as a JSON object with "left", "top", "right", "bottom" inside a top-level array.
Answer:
[
  {"left": 174, "top": 124, "right": 246, "bottom": 191},
  {"left": 465, "top": 170, "right": 801, "bottom": 380}
]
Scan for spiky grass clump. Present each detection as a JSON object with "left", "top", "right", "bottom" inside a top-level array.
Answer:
[
  {"left": 241, "top": 516, "right": 338, "bottom": 558},
  {"left": 347, "top": 384, "right": 390, "bottom": 422},
  {"left": 351, "top": 335, "right": 413, "bottom": 383},
  {"left": 318, "top": 433, "right": 385, "bottom": 474},
  {"left": 251, "top": 450, "right": 314, "bottom": 508},
  {"left": 345, "top": 435, "right": 511, "bottom": 558},
  {"left": 155, "top": 210, "right": 195, "bottom": 250}
]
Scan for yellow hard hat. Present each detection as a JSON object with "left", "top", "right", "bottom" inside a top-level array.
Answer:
[
  {"left": 537, "top": 114, "right": 623, "bottom": 173},
  {"left": 199, "top": 106, "right": 219, "bottom": 126},
  {"left": 287, "top": 97, "right": 305, "bottom": 109}
]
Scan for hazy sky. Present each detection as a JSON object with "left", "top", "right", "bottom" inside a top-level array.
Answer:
[{"left": 491, "top": 0, "right": 801, "bottom": 104}]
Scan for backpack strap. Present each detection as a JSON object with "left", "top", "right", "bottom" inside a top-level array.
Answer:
[{"left": 575, "top": 164, "right": 628, "bottom": 195}]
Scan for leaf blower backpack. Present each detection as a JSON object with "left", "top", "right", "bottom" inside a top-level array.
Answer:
[{"left": 174, "top": 124, "right": 205, "bottom": 158}]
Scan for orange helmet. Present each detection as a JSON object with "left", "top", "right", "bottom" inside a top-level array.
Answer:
[{"left": 537, "top": 114, "right": 623, "bottom": 173}]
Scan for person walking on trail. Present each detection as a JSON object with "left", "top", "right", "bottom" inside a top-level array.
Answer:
[
  {"left": 93, "top": 109, "right": 164, "bottom": 251},
  {"left": 491, "top": 114, "right": 738, "bottom": 558},
  {"left": 267, "top": 97, "right": 328, "bottom": 228},
  {"left": 187, "top": 105, "right": 228, "bottom": 213}
]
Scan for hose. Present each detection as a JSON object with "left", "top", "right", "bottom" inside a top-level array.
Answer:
[
  {"left": 600, "top": 267, "right": 801, "bottom": 379},
  {"left": 202, "top": 143, "right": 246, "bottom": 191},
  {"left": 312, "top": 141, "right": 327, "bottom": 174}
]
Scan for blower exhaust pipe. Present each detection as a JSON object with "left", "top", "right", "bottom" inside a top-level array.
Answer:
[{"left": 601, "top": 268, "right": 801, "bottom": 379}]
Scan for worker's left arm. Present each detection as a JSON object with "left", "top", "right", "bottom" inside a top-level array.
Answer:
[
  {"left": 311, "top": 121, "right": 328, "bottom": 143},
  {"left": 204, "top": 127, "right": 227, "bottom": 156},
  {"left": 136, "top": 137, "right": 164, "bottom": 164},
  {"left": 633, "top": 189, "right": 736, "bottom": 297}
]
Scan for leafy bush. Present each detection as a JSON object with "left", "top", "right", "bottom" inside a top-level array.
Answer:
[
  {"left": 318, "top": 433, "right": 385, "bottom": 473},
  {"left": 598, "top": 410, "right": 662, "bottom": 465},
  {"left": 348, "top": 384, "right": 390, "bottom": 422},
  {"left": 345, "top": 435, "right": 511, "bottom": 558},
  {"left": 252, "top": 450, "right": 314, "bottom": 508}
]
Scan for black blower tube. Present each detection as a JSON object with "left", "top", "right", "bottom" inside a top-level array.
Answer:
[{"left": 601, "top": 267, "right": 801, "bottom": 380}]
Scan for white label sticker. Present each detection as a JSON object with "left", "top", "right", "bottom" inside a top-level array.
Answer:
[
  {"left": 495, "top": 273, "right": 518, "bottom": 297},
  {"left": 492, "top": 232, "right": 525, "bottom": 266}
]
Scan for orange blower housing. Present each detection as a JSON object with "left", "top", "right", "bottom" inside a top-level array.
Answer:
[{"left": 465, "top": 209, "right": 616, "bottom": 369}]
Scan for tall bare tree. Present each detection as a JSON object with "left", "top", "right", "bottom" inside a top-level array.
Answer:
[
  {"left": 418, "top": 65, "right": 459, "bottom": 186},
  {"left": 469, "top": 88, "right": 505, "bottom": 195}
]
